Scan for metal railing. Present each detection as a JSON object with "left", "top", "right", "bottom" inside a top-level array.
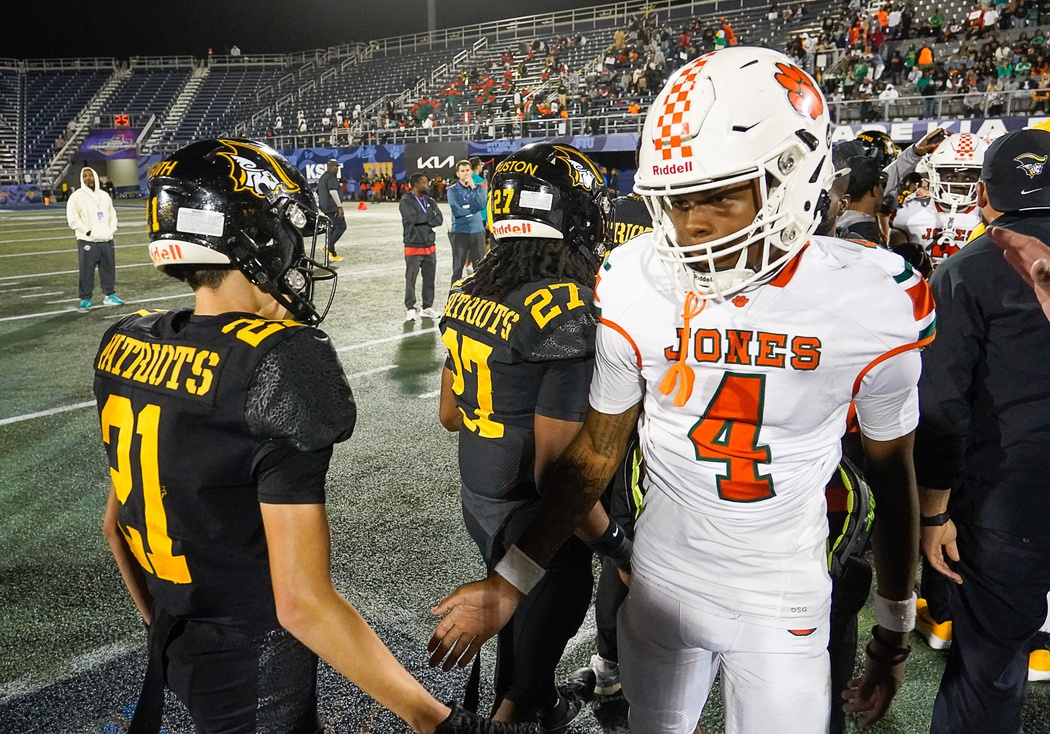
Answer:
[{"left": 827, "top": 90, "right": 1047, "bottom": 124}]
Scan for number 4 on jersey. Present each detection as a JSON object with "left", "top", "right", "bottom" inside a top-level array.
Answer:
[{"left": 688, "top": 373, "right": 775, "bottom": 502}]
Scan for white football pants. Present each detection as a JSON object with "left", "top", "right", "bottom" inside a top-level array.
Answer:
[{"left": 618, "top": 572, "right": 831, "bottom": 734}]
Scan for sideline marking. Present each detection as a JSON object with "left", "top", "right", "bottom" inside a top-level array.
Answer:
[
  {"left": 0, "top": 242, "right": 145, "bottom": 257},
  {"left": 0, "top": 364, "right": 398, "bottom": 426},
  {"left": 0, "top": 292, "right": 194, "bottom": 323},
  {"left": 20, "top": 291, "right": 63, "bottom": 299}
]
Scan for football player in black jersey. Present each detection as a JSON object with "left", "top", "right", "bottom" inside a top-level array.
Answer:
[
  {"left": 435, "top": 143, "right": 627, "bottom": 728},
  {"left": 97, "top": 139, "right": 540, "bottom": 734}
]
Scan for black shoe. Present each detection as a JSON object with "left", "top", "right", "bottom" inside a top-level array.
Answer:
[
  {"left": 538, "top": 668, "right": 596, "bottom": 732},
  {"left": 435, "top": 701, "right": 542, "bottom": 734}
]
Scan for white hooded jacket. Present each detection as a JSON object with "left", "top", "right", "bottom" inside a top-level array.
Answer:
[{"left": 66, "top": 166, "right": 117, "bottom": 242}]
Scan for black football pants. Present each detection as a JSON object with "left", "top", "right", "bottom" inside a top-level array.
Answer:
[
  {"left": 464, "top": 503, "right": 594, "bottom": 718},
  {"left": 165, "top": 623, "right": 322, "bottom": 734},
  {"left": 930, "top": 522, "right": 1050, "bottom": 734},
  {"left": 595, "top": 452, "right": 639, "bottom": 664}
]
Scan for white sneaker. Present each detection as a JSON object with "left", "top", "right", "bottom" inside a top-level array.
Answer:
[
  {"left": 405, "top": 309, "right": 417, "bottom": 322},
  {"left": 587, "top": 653, "right": 621, "bottom": 696},
  {"left": 419, "top": 307, "right": 441, "bottom": 319}
]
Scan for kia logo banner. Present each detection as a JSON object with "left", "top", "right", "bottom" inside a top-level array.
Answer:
[{"left": 404, "top": 142, "right": 468, "bottom": 179}]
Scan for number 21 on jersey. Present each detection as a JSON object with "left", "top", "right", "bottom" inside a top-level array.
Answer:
[
  {"left": 101, "top": 394, "right": 192, "bottom": 583},
  {"left": 689, "top": 372, "right": 775, "bottom": 502}
]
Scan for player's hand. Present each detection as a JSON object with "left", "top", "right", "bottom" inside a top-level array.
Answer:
[
  {"left": 989, "top": 226, "right": 1050, "bottom": 322},
  {"left": 428, "top": 574, "right": 522, "bottom": 670},
  {"left": 618, "top": 569, "right": 632, "bottom": 587},
  {"left": 843, "top": 656, "right": 906, "bottom": 729},
  {"left": 915, "top": 127, "right": 948, "bottom": 155},
  {"left": 921, "top": 519, "right": 963, "bottom": 584}
]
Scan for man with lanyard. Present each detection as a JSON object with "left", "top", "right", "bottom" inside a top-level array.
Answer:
[{"left": 399, "top": 172, "right": 444, "bottom": 321}]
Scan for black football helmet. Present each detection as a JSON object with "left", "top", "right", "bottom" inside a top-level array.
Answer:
[
  {"left": 488, "top": 142, "right": 612, "bottom": 265},
  {"left": 855, "top": 130, "right": 901, "bottom": 171},
  {"left": 147, "top": 138, "right": 336, "bottom": 325}
]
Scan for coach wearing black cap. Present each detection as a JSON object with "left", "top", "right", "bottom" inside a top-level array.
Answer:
[{"left": 915, "top": 127, "right": 1050, "bottom": 734}]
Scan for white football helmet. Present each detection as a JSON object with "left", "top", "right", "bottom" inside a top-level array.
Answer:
[
  {"left": 634, "top": 46, "right": 832, "bottom": 300},
  {"left": 925, "top": 133, "right": 988, "bottom": 210}
]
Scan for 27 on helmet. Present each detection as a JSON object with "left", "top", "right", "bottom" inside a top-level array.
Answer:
[
  {"left": 488, "top": 142, "right": 612, "bottom": 265},
  {"left": 855, "top": 129, "right": 901, "bottom": 171},
  {"left": 925, "top": 132, "right": 988, "bottom": 210},
  {"left": 146, "top": 138, "right": 336, "bottom": 324},
  {"left": 634, "top": 47, "right": 832, "bottom": 300}
]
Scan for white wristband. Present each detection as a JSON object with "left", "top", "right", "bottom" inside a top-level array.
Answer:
[
  {"left": 874, "top": 591, "right": 917, "bottom": 633},
  {"left": 493, "top": 545, "right": 545, "bottom": 595}
]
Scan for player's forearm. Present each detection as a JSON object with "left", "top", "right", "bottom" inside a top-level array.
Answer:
[
  {"left": 517, "top": 408, "right": 636, "bottom": 566},
  {"left": 282, "top": 589, "right": 449, "bottom": 733},
  {"left": 102, "top": 487, "right": 153, "bottom": 623},
  {"left": 866, "top": 456, "right": 920, "bottom": 606}
]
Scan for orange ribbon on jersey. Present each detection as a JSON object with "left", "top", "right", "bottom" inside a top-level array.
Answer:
[{"left": 658, "top": 291, "right": 705, "bottom": 407}]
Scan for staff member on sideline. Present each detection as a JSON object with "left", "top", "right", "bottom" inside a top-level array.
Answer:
[
  {"left": 447, "top": 160, "right": 486, "bottom": 284},
  {"left": 67, "top": 166, "right": 124, "bottom": 312},
  {"left": 317, "top": 159, "right": 346, "bottom": 261},
  {"left": 916, "top": 127, "right": 1050, "bottom": 734},
  {"left": 399, "top": 172, "right": 443, "bottom": 322}
]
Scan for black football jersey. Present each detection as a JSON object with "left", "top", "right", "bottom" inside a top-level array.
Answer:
[
  {"left": 440, "top": 277, "right": 596, "bottom": 514},
  {"left": 610, "top": 193, "right": 653, "bottom": 246},
  {"left": 93, "top": 309, "right": 355, "bottom": 632}
]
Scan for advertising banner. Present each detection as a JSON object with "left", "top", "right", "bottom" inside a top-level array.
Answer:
[
  {"left": 0, "top": 185, "right": 45, "bottom": 207},
  {"left": 404, "top": 141, "right": 469, "bottom": 180},
  {"left": 137, "top": 155, "right": 165, "bottom": 197},
  {"left": 832, "top": 115, "right": 1050, "bottom": 143},
  {"left": 468, "top": 133, "right": 639, "bottom": 157},
  {"left": 281, "top": 145, "right": 405, "bottom": 196},
  {"left": 80, "top": 129, "right": 142, "bottom": 160}
]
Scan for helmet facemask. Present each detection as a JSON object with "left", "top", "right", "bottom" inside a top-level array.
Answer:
[
  {"left": 928, "top": 165, "right": 981, "bottom": 210},
  {"left": 236, "top": 190, "right": 337, "bottom": 325},
  {"left": 642, "top": 137, "right": 825, "bottom": 301}
]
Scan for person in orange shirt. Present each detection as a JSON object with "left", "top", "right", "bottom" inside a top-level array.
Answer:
[{"left": 628, "top": 101, "right": 641, "bottom": 114}]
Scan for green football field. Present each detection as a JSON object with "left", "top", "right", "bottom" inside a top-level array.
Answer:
[{"left": 0, "top": 202, "right": 1046, "bottom": 733}]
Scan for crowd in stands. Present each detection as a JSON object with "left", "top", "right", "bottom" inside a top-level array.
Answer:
[
  {"left": 790, "top": 0, "right": 1050, "bottom": 119},
  {"left": 264, "top": 10, "right": 765, "bottom": 143}
]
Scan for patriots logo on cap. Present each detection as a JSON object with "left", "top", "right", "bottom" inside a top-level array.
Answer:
[{"left": 1014, "top": 152, "right": 1048, "bottom": 179}]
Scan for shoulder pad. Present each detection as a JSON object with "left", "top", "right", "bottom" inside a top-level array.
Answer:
[
  {"left": 115, "top": 308, "right": 187, "bottom": 336},
  {"left": 513, "top": 281, "right": 597, "bottom": 361},
  {"left": 246, "top": 328, "right": 356, "bottom": 451}
]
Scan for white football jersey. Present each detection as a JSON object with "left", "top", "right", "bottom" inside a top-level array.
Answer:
[
  {"left": 591, "top": 234, "right": 934, "bottom": 628},
  {"left": 893, "top": 196, "right": 983, "bottom": 265}
]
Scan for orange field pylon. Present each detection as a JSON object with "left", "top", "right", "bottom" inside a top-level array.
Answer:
[{"left": 357, "top": 201, "right": 368, "bottom": 210}]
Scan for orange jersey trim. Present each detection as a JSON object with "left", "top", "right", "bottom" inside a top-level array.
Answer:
[
  {"left": 851, "top": 335, "right": 936, "bottom": 397},
  {"left": 768, "top": 243, "right": 810, "bottom": 288},
  {"left": 599, "top": 316, "right": 642, "bottom": 369},
  {"left": 905, "top": 279, "right": 935, "bottom": 322}
]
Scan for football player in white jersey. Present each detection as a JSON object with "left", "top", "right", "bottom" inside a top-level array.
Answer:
[
  {"left": 429, "top": 47, "right": 932, "bottom": 734},
  {"left": 892, "top": 133, "right": 987, "bottom": 266}
]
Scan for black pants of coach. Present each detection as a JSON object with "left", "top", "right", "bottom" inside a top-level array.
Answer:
[
  {"left": 930, "top": 522, "right": 1050, "bottom": 734},
  {"left": 77, "top": 239, "right": 115, "bottom": 301},
  {"left": 404, "top": 252, "right": 436, "bottom": 311},
  {"left": 325, "top": 212, "right": 346, "bottom": 255},
  {"left": 464, "top": 504, "right": 593, "bottom": 718}
]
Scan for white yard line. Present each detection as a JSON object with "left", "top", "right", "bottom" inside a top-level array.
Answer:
[
  {"left": 0, "top": 292, "right": 193, "bottom": 323},
  {"left": 336, "top": 327, "right": 439, "bottom": 352},
  {"left": 20, "top": 291, "right": 63, "bottom": 299},
  {"left": 0, "top": 364, "right": 399, "bottom": 426},
  {"left": 0, "top": 262, "right": 152, "bottom": 282},
  {"left": 0, "top": 243, "right": 146, "bottom": 257}
]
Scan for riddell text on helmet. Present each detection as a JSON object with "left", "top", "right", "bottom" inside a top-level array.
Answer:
[
  {"left": 492, "top": 221, "right": 533, "bottom": 236},
  {"left": 652, "top": 161, "right": 693, "bottom": 175}
]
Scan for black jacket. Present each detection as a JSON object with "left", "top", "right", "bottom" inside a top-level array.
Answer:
[
  {"left": 914, "top": 211, "right": 1050, "bottom": 539},
  {"left": 399, "top": 192, "right": 443, "bottom": 248}
]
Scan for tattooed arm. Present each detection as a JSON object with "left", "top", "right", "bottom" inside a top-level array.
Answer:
[
  {"left": 428, "top": 403, "right": 641, "bottom": 669},
  {"left": 520, "top": 404, "right": 641, "bottom": 565}
]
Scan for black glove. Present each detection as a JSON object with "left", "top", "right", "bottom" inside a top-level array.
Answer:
[
  {"left": 435, "top": 700, "right": 542, "bottom": 734},
  {"left": 587, "top": 519, "right": 633, "bottom": 574}
]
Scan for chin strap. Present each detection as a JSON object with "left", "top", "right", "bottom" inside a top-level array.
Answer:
[{"left": 659, "top": 291, "right": 705, "bottom": 408}]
